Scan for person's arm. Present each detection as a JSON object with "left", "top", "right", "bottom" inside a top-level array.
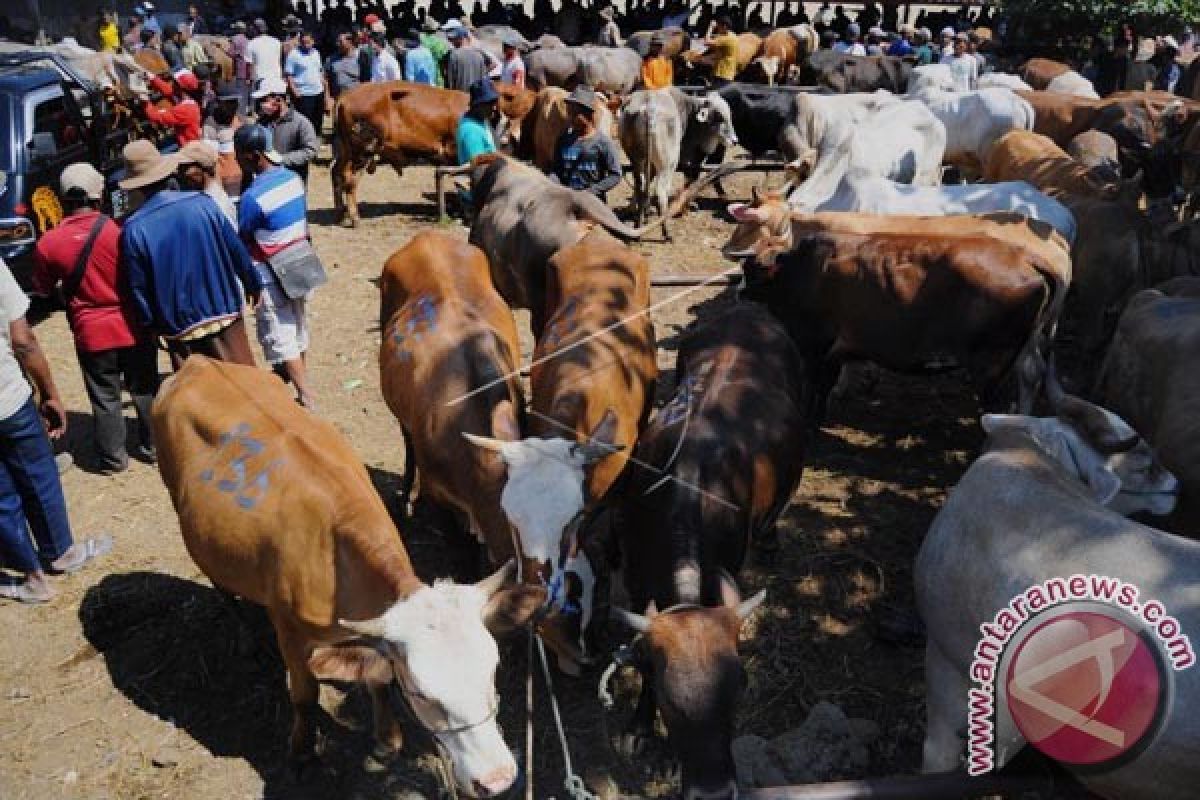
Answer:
[
  {"left": 30, "top": 242, "right": 58, "bottom": 298},
  {"left": 588, "top": 137, "right": 622, "bottom": 196},
  {"left": 120, "top": 230, "right": 155, "bottom": 330},
  {"left": 284, "top": 52, "right": 301, "bottom": 97},
  {"left": 225, "top": 205, "right": 264, "bottom": 306},
  {"left": 142, "top": 99, "right": 183, "bottom": 126},
  {"left": 9, "top": 318, "right": 66, "bottom": 438},
  {"left": 278, "top": 114, "right": 319, "bottom": 168}
]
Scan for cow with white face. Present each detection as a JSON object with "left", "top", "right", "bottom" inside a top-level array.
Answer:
[{"left": 916, "top": 394, "right": 1195, "bottom": 799}]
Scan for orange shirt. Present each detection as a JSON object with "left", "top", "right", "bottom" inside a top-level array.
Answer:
[{"left": 641, "top": 56, "right": 673, "bottom": 89}]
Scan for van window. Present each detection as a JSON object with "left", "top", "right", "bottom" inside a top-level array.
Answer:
[{"left": 32, "top": 94, "right": 83, "bottom": 151}]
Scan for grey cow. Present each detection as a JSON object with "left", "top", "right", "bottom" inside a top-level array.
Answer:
[{"left": 526, "top": 45, "right": 642, "bottom": 95}]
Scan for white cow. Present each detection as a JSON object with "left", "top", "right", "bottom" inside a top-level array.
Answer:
[
  {"left": 977, "top": 72, "right": 1034, "bottom": 92},
  {"left": 917, "top": 396, "right": 1192, "bottom": 800},
  {"left": 914, "top": 86, "right": 1035, "bottom": 174},
  {"left": 810, "top": 168, "right": 1077, "bottom": 243},
  {"left": 785, "top": 91, "right": 946, "bottom": 210},
  {"left": 1047, "top": 69, "right": 1100, "bottom": 98},
  {"left": 908, "top": 63, "right": 957, "bottom": 93}
]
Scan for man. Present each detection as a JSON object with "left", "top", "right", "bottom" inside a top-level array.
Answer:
[
  {"left": 0, "top": 256, "right": 112, "bottom": 604},
  {"left": 161, "top": 24, "right": 185, "bottom": 71},
  {"left": 864, "top": 26, "right": 884, "bottom": 56},
  {"left": 230, "top": 20, "right": 250, "bottom": 110},
  {"left": 663, "top": 0, "right": 690, "bottom": 31},
  {"left": 914, "top": 27, "right": 935, "bottom": 65},
  {"left": 419, "top": 17, "right": 450, "bottom": 86},
  {"left": 944, "top": 31, "right": 977, "bottom": 90},
  {"left": 31, "top": 164, "right": 157, "bottom": 474},
  {"left": 640, "top": 33, "right": 673, "bottom": 88},
  {"left": 252, "top": 76, "right": 319, "bottom": 183},
  {"left": 141, "top": 70, "right": 203, "bottom": 144},
  {"left": 326, "top": 31, "right": 365, "bottom": 100},
  {"left": 119, "top": 140, "right": 261, "bottom": 368},
  {"left": 815, "top": 1, "right": 835, "bottom": 30},
  {"left": 246, "top": 18, "right": 283, "bottom": 85},
  {"left": 98, "top": 10, "right": 120, "bottom": 53},
  {"left": 123, "top": 10, "right": 144, "bottom": 52},
  {"left": 140, "top": 2, "right": 161, "bottom": 35},
  {"left": 235, "top": 124, "right": 318, "bottom": 409},
  {"left": 1153, "top": 36, "right": 1181, "bottom": 93},
  {"left": 597, "top": 5, "right": 623, "bottom": 47},
  {"left": 281, "top": 14, "right": 303, "bottom": 61},
  {"left": 888, "top": 24, "right": 915, "bottom": 57},
  {"left": 179, "top": 24, "right": 210, "bottom": 70},
  {"left": 705, "top": 15, "right": 739, "bottom": 86},
  {"left": 938, "top": 26, "right": 955, "bottom": 62},
  {"left": 185, "top": 4, "right": 208, "bottom": 35},
  {"left": 404, "top": 37, "right": 439, "bottom": 85},
  {"left": 370, "top": 31, "right": 402, "bottom": 81},
  {"left": 286, "top": 30, "right": 328, "bottom": 135},
  {"left": 553, "top": 85, "right": 622, "bottom": 200},
  {"left": 445, "top": 23, "right": 488, "bottom": 91},
  {"left": 500, "top": 35, "right": 525, "bottom": 88},
  {"left": 835, "top": 22, "right": 866, "bottom": 55},
  {"left": 177, "top": 139, "right": 237, "bottom": 225},
  {"left": 456, "top": 78, "right": 498, "bottom": 165}
]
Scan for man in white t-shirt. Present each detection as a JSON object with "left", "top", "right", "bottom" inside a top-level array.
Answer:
[
  {"left": 944, "top": 32, "right": 978, "bottom": 91},
  {"left": 246, "top": 18, "right": 283, "bottom": 86},
  {"left": 0, "top": 258, "right": 112, "bottom": 603},
  {"left": 370, "top": 32, "right": 402, "bottom": 82}
]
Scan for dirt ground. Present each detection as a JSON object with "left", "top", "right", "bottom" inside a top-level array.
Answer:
[{"left": 0, "top": 153, "right": 984, "bottom": 800}]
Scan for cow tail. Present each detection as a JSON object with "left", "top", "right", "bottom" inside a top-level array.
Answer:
[
  {"left": 1019, "top": 255, "right": 1069, "bottom": 413},
  {"left": 575, "top": 191, "right": 653, "bottom": 240}
]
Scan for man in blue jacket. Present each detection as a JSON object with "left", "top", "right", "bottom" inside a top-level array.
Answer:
[{"left": 118, "top": 140, "right": 263, "bottom": 370}]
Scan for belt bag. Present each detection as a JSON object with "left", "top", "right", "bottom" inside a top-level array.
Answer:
[{"left": 267, "top": 239, "right": 327, "bottom": 300}]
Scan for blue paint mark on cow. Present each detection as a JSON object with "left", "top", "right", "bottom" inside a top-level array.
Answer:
[
  {"left": 390, "top": 295, "right": 438, "bottom": 364},
  {"left": 200, "top": 423, "right": 284, "bottom": 510}
]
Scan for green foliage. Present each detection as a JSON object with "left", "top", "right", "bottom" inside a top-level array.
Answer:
[{"left": 1000, "top": 0, "right": 1198, "bottom": 34}]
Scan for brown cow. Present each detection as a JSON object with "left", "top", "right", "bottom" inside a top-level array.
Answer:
[
  {"left": 1019, "top": 57, "right": 1072, "bottom": 89},
  {"left": 612, "top": 303, "right": 807, "bottom": 798},
  {"left": 134, "top": 48, "right": 169, "bottom": 75},
  {"left": 742, "top": 24, "right": 819, "bottom": 85},
  {"left": 984, "top": 129, "right": 1137, "bottom": 201},
  {"left": 152, "top": 357, "right": 541, "bottom": 797},
  {"left": 723, "top": 194, "right": 1070, "bottom": 414},
  {"left": 195, "top": 34, "right": 235, "bottom": 83},
  {"left": 680, "top": 32, "right": 763, "bottom": 81},
  {"left": 465, "top": 228, "right": 658, "bottom": 672},
  {"left": 516, "top": 86, "right": 618, "bottom": 171},
  {"left": 332, "top": 80, "right": 535, "bottom": 226}
]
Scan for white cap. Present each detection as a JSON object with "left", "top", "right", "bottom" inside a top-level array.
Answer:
[
  {"left": 60, "top": 162, "right": 105, "bottom": 200},
  {"left": 941, "top": 26, "right": 955, "bottom": 37},
  {"left": 252, "top": 76, "right": 288, "bottom": 98}
]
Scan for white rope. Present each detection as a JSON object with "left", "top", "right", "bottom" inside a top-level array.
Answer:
[
  {"left": 535, "top": 635, "right": 599, "bottom": 800},
  {"left": 597, "top": 659, "right": 621, "bottom": 710}
]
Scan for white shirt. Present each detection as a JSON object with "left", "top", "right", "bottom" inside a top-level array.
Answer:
[
  {"left": 0, "top": 259, "right": 33, "bottom": 421},
  {"left": 946, "top": 53, "right": 978, "bottom": 91},
  {"left": 372, "top": 49, "right": 402, "bottom": 82},
  {"left": 246, "top": 34, "right": 283, "bottom": 81},
  {"left": 835, "top": 42, "right": 866, "bottom": 56}
]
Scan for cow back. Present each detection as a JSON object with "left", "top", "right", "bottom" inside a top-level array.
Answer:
[{"left": 335, "top": 81, "right": 468, "bottom": 164}]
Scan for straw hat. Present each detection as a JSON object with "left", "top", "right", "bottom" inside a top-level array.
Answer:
[
  {"left": 176, "top": 139, "right": 218, "bottom": 171},
  {"left": 118, "top": 140, "right": 177, "bottom": 190}
]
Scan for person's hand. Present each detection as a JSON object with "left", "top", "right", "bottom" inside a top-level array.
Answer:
[
  {"left": 40, "top": 397, "right": 67, "bottom": 439},
  {"left": 248, "top": 289, "right": 264, "bottom": 310}
]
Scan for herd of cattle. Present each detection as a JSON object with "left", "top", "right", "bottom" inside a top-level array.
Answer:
[{"left": 133, "top": 25, "right": 1200, "bottom": 800}]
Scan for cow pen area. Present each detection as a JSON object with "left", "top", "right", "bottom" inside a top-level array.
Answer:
[{"left": 0, "top": 154, "right": 990, "bottom": 800}]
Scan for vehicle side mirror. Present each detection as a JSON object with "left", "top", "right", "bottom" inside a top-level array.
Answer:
[{"left": 28, "top": 132, "right": 57, "bottom": 162}]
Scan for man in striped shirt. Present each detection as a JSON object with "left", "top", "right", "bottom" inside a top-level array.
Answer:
[{"left": 234, "top": 124, "right": 318, "bottom": 409}]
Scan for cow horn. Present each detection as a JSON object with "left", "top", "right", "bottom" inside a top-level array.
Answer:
[
  {"left": 477, "top": 559, "right": 516, "bottom": 598},
  {"left": 339, "top": 615, "right": 388, "bottom": 638},
  {"left": 463, "top": 432, "right": 508, "bottom": 453},
  {"left": 737, "top": 589, "right": 767, "bottom": 621},
  {"left": 612, "top": 607, "right": 652, "bottom": 633}
]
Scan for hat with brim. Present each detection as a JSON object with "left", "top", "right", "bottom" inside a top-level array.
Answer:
[
  {"left": 469, "top": 77, "right": 499, "bottom": 106},
  {"left": 176, "top": 139, "right": 218, "bottom": 170},
  {"left": 119, "top": 139, "right": 178, "bottom": 190},
  {"left": 60, "top": 162, "right": 105, "bottom": 200},
  {"left": 566, "top": 84, "right": 596, "bottom": 112},
  {"left": 446, "top": 26, "right": 466, "bottom": 40}
]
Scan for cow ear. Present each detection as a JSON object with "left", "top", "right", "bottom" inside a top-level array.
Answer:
[
  {"left": 695, "top": 105, "right": 711, "bottom": 122},
  {"left": 309, "top": 645, "right": 394, "bottom": 685},
  {"left": 483, "top": 584, "right": 547, "bottom": 636},
  {"left": 728, "top": 202, "right": 766, "bottom": 223},
  {"left": 575, "top": 409, "right": 622, "bottom": 464},
  {"left": 491, "top": 400, "right": 522, "bottom": 443}
]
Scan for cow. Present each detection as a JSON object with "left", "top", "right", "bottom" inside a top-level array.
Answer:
[
  {"left": 625, "top": 26, "right": 690, "bottom": 60},
  {"left": 525, "top": 45, "right": 642, "bottom": 94},
  {"left": 782, "top": 92, "right": 946, "bottom": 210},
  {"left": 812, "top": 168, "right": 1077, "bottom": 244},
  {"left": 913, "top": 86, "right": 1035, "bottom": 175},
  {"left": 474, "top": 24, "right": 535, "bottom": 59},
  {"left": 1018, "top": 56, "right": 1071, "bottom": 89},
  {"left": 679, "top": 32, "right": 763, "bottom": 83},
  {"left": 908, "top": 63, "right": 957, "bottom": 93},
  {"left": 1141, "top": 218, "right": 1200, "bottom": 286},
  {"left": 611, "top": 303, "right": 806, "bottom": 800},
  {"left": 515, "top": 86, "right": 618, "bottom": 171},
  {"left": 618, "top": 87, "right": 738, "bottom": 237},
  {"left": 977, "top": 72, "right": 1034, "bottom": 92},
  {"left": 331, "top": 80, "right": 535, "bottom": 227},
  {"left": 715, "top": 83, "right": 813, "bottom": 161},
  {"left": 723, "top": 195, "right": 1071, "bottom": 415},
  {"left": 742, "top": 24, "right": 819, "bottom": 85},
  {"left": 917, "top": 401, "right": 1189, "bottom": 800},
  {"left": 152, "top": 357, "right": 542, "bottom": 797},
  {"left": 194, "top": 34, "right": 234, "bottom": 83},
  {"left": 465, "top": 228, "right": 657, "bottom": 672},
  {"left": 1067, "top": 129, "right": 1122, "bottom": 183},
  {"left": 1046, "top": 69, "right": 1100, "bottom": 98},
  {"left": 983, "top": 129, "right": 1138, "bottom": 202},
  {"left": 797, "top": 50, "right": 913, "bottom": 94},
  {"left": 467, "top": 153, "right": 647, "bottom": 338},
  {"left": 1095, "top": 278, "right": 1200, "bottom": 528}
]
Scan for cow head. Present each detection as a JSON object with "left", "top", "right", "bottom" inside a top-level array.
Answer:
[
  {"left": 613, "top": 577, "right": 766, "bottom": 800},
  {"left": 684, "top": 93, "right": 738, "bottom": 162},
  {"left": 981, "top": 395, "right": 1179, "bottom": 517},
  {"left": 723, "top": 188, "right": 792, "bottom": 260},
  {"left": 463, "top": 411, "right": 622, "bottom": 671},
  {"left": 338, "top": 563, "right": 541, "bottom": 797}
]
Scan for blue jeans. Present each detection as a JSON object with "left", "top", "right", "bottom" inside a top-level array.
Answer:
[{"left": 0, "top": 397, "right": 73, "bottom": 574}]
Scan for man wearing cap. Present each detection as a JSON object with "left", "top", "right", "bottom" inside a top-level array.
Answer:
[
  {"left": 889, "top": 24, "right": 915, "bottom": 57},
  {"left": 118, "top": 140, "right": 262, "bottom": 370},
  {"left": 943, "top": 32, "right": 977, "bottom": 90},
  {"left": 457, "top": 78, "right": 498, "bottom": 166},
  {"left": 640, "top": 34, "right": 672, "bottom": 89},
  {"left": 246, "top": 18, "right": 284, "bottom": 86},
  {"left": 552, "top": 85, "right": 622, "bottom": 200},
  {"left": 286, "top": 30, "right": 328, "bottom": 135},
  {"left": 235, "top": 124, "right": 318, "bottom": 409},
  {"left": 162, "top": 24, "right": 186, "bottom": 71},
  {"left": 370, "top": 31, "right": 403, "bottom": 81},
  {"left": 177, "top": 140, "right": 238, "bottom": 225},
  {"left": 252, "top": 76, "right": 319, "bottom": 183},
  {"left": 596, "top": 6, "right": 623, "bottom": 47},
  {"left": 705, "top": 16, "right": 740, "bottom": 85},
  {"left": 444, "top": 23, "right": 489, "bottom": 92},
  {"left": 938, "top": 26, "right": 956, "bottom": 62},
  {"left": 404, "top": 36, "right": 439, "bottom": 85},
  {"left": 0, "top": 252, "right": 114, "bottom": 603},
  {"left": 500, "top": 35, "right": 525, "bottom": 88},
  {"left": 31, "top": 163, "right": 157, "bottom": 474},
  {"left": 419, "top": 16, "right": 450, "bottom": 86},
  {"left": 835, "top": 22, "right": 866, "bottom": 55},
  {"left": 914, "top": 27, "right": 935, "bottom": 65},
  {"left": 141, "top": 70, "right": 203, "bottom": 145},
  {"left": 141, "top": 2, "right": 161, "bottom": 35}
]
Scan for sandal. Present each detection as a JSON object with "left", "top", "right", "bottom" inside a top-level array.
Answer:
[
  {"left": 0, "top": 579, "right": 53, "bottom": 604},
  {"left": 48, "top": 535, "right": 114, "bottom": 575}
]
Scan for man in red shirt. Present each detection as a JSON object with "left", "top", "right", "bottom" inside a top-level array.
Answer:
[
  {"left": 32, "top": 163, "right": 158, "bottom": 474},
  {"left": 141, "top": 70, "right": 203, "bottom": 145}
]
